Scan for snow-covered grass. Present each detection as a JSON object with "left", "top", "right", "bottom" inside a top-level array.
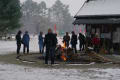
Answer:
[
  {"left": 0, "top": 40, "right": 16, "bottom": 54},
  {"left": 0, "top": 63, "right": 120, "bottom": 80},
  {"left": 0, "top": 36, "right": 39, "bottom": 55}
]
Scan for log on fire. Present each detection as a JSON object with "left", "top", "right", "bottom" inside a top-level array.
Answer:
[
  {"left": 56, "top": 45, "right": 115, "bottom": 63},
  {"left": 87, "top": 51, "right": 112, "bottom": 63},
  {"left": 66, "top": 49, "right": 114, "bottom": 63}
]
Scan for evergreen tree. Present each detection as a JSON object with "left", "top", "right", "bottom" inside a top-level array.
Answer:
[
  {"left": 50, "top": 0, "right": 73, "bottom": 32},
  {"left": 21, "top": 0, "right": 50, "bottom": 33},
  {"left": 0, "top": 0, "right": 22, "bottom": 33},
  {"left": 21, "top": 0, "right": 73, "bottom": 33}
]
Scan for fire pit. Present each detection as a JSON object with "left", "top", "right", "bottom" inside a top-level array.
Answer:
[{"left": 55, "top": 45, "right": 113, "bottom": 64}]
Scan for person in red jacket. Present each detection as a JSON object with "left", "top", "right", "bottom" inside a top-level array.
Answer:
[{"left": 92, "top": 34, "right": 100, "bottom": 53}]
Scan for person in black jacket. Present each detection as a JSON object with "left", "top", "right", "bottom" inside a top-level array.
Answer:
[
  {"left": 71, "top": 31, "right": 77, "bottom": 53},
  {"left": 63, "top": 32, "right": 70, "bottom": 48},
  {"left": 16, "top": 30, "right": 22, "bottom": 57},
  {"left": 78, "top": 33, "right": 86, "bottom": 51},
  {"left": 44, "top": 28, "right": 57, "bottom": 64}
]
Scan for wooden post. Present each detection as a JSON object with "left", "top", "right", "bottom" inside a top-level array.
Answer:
[{"left": 111, "top": 24, "right": 113, "bottom": 50}]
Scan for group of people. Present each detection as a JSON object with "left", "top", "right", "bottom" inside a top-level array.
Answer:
[
  {"left": 63, "top": 31, "right": 86, "bottom": 53},
  {"left": 15, "top": 28, "right": 88, "bottom": 65},
  {"left": 16, "top": 31, "right": 30, "bottom": 57},
  {"left": 16, "top": 29, "right": 57, "bottom": 64},
  {"left": 37, "top": 30, "right": 86, "bottom": 65}
]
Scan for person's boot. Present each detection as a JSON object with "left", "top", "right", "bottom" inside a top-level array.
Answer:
[
  {"left": 51, "top": 59, "right": 54, "bottom": 65},
  {"left": 27, "top": 49, "right": 29, "bottom": 54},
  {"left": 23, "top": 49, "right": 25, "bottom": 54},
  {"left": 75, "top": 50, "right": 77, "bottom": 53}
]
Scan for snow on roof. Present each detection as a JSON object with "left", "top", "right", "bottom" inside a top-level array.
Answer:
[{"left": 76, "top": 0, "right": 120, "bottom": 17}]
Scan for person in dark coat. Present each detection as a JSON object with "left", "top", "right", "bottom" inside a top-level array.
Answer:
[
  {"left": 22, "top": 31, "right": 30, "bottom": 54},
  {"left": 63, "top": 32, "right": 70, "bottom": 48},
  {"left": 44, "top": 28, "right": 57, "bottom": 64},
  {"left": 16, "top": 30, "right": 22, "bottom": 57},
  {"left": 38, "top": 32, "right": 44, "bottom": 53},
  {"left": 71, "top": 31, "right": 77, "bottom": 53},
  {"left": 54, "top": 33, "right": 58, "bottom": 48},
  {"left": 78, "top": 33, "right": 86, "bottom": 51}
]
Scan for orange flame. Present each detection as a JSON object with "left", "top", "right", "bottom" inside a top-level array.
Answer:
[
  {"left": 60, "top": 42, "right": 67, "bottom": 61},
  {"left": 61, "top": 53, "right": 67, "bottom": 61},
  {"left": 62, "top": 42, "right": 66, "bottom": 48},
  {"left": 61, "top": 55, "right": 67, "bottom": 61}
]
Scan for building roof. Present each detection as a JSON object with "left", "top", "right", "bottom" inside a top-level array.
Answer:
[
  {"left": 75, "top": 0, "right": 120, "bottom": 18},
  {"left": 73, "top": 18, "right": 120, "bottom": 25}
]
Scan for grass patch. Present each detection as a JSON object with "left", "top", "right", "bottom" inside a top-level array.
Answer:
[{"left": 0, "top": 53, "right": 120, "bottom": 69}]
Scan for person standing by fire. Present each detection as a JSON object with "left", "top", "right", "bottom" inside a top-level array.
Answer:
[
  {"left": 92, "top": 33, "right": 100, "bottom": 53},
  {"left": 71, "top": 31, "right": 77, "bottom": 53},
  {"left": 44, "top": 28, "right": 57, "bottom": 65},
  {"left": 63, "top": 32, "right": 70, "bottom": 48},
  {"left": 78, "top": 33, "right": 86, "bottom": 51}
]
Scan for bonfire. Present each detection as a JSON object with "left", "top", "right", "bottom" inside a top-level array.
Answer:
[{"left": 56, "top": 42, "right": 67, "bottom": 61}]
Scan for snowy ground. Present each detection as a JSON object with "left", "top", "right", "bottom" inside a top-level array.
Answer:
[
  {"left": 0, "top": 36, "right": 120, "bottom": 80},
  {"left": 0, "top": 36, "right": 41, "bottom": 54},
  {"left": 0, "top": 63, "right": 120, "bottom": 80}
]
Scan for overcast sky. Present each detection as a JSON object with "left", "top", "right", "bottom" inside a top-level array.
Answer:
[{"left": 20, "top": 0, "right": 86, "bottom": 16}]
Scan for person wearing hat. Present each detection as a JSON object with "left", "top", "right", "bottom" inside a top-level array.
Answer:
[
  {"left": 44, "top": 28, "right": 57, "bottom": 64},
  {"left": 22, "top": 31, "right": 30, "bottom": 54},
  {"left": 71, "top": 31, "right": 77, "bottom": 53}
]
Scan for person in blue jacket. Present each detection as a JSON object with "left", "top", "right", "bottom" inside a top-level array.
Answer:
[
  {"left": 22, "top": 31, "right": 30, "bottom": 54},
  {"left": 38, "top": 32, "right": 44, "bottom": 53}
]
